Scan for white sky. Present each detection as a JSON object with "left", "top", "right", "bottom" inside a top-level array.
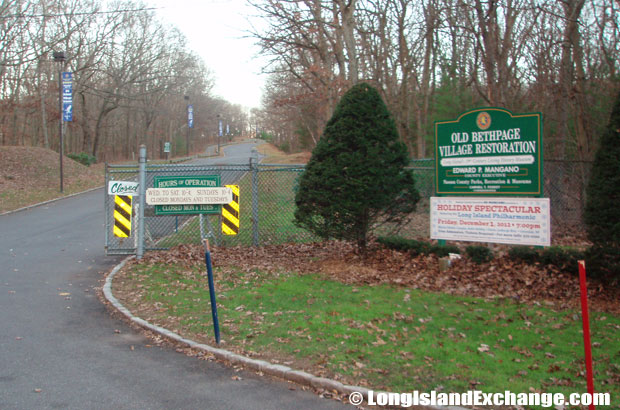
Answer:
[{"left": 145, "top": 0, "right": 267, "bottom": 109}]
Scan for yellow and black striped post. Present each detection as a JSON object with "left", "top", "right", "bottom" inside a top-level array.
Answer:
[
  {"left": 222, "top": 185, "right": 239, "bottom": 235},
  {"left": 113, "top": 195, "right": 132, "bottom": 238}
]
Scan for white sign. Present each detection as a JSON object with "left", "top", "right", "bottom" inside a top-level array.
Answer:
[
  {"left": 430, "top": 197, "right": 550, "bottom": 246},
  {"left": 146, "top": 187, "right": 232, "bottom": 205},
  {"left": 440, "top": 154, "right": 535, "bottom": 167},
  {"left": 108, "top": 181, "right": 139, "bottom": 196}
]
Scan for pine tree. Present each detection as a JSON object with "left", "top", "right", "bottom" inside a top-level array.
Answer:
[
  {"left": 294, "top": 82, "right": 420, "bottom": 250},
  {"left": 584, "top": 91, "right": 620, "bottom": 277}
]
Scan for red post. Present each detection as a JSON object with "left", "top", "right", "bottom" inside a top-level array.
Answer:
[{"left": 578, "top": 260, "right": 596, "bottom": 410}]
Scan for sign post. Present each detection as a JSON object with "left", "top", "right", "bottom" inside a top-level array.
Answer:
[
  {"left": 578, "top": 261, "right": 596, "bottom": 410},
  {"left": 59, "top": 71, "right": 72, "bottom": 193},
  {"left": 186, "top": 104, "right": 193, "bottom": 155},
  {"left": 163, "top": 142, "right": 171, "bottom": 161},
  {"left": 203, "top": 239, "right": 220, "bottom": 344}
]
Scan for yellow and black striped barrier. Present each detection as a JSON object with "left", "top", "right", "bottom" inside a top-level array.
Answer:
[
  {"left": 222, "top": 185, "right": 239, "bottom": 235},
  {"left": 113, "top": 195, "right": 132, "bottom": 238}
]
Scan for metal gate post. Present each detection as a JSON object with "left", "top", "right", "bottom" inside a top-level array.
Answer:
[{"left": 136, "top": 145, "right": 147, "bottom": 259}]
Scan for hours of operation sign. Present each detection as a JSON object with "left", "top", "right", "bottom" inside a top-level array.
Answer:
[
  {"left": 435, "top": 108, "right": 543, "bottom": 196},
  {"left": 153, "top": 175, "right": 221, "bottom": 215}
]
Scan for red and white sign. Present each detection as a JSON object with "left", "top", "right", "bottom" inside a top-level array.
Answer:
[{"left": 430, "top": 197, "right": 550, "bottom": 246}]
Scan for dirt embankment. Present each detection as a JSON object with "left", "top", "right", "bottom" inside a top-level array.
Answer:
[{"left": 0, "top": 146, "right": 104, "bottom": 213}]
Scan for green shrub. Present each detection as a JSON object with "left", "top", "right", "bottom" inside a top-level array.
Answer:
[
  {"left": 294, "top": 83, "right": 420, "bottom": 250},
  {"left": 508, "top": 245, "right": 585, "bottom": 274},
  {"left": 430, "top": 243, "right": 460, "bottom": 257},
  {"left": 465, "top": 245, "right": 493, "bottom": 264},
  {"left": 585, "top": 245, "right": 620, "bottom": 280},
  {"left": 278, "top": 141, "right": 291, "bottom": 153},
  {"left": 68, "top": 152, "right": 96, "bottom": 167},
  {"left": 377, "top": 236, "right": 461, "bottom": 258},
  {"left": 508, "top": 246, "right": 540, "bottom": 264},
  {"left": 377, "top": 237, "right": 431, "bottom": 255},
  {"left": 584, "top": 90, "right": 620, "bottom": 278},
  {"left": 540, "top": 246, "right": 584, "bottom": 272}
]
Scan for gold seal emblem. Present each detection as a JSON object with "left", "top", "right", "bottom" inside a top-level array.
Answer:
[{"left": 476, "top": 112, "right": 491, "bottom": 130}]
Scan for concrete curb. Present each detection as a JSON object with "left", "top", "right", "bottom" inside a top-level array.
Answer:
[
  {"left": 103, "top": 256, "right": 369, "bottom": 401},
  {"left": 103, "top": 257, "right": 469, "bottom": 409}
]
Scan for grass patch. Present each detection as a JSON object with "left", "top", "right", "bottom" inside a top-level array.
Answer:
[{"left": 116, "top": 262, "right": 620, "bottom": 405}]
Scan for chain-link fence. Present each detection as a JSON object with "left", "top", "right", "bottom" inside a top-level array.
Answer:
[
  {"left": 105, "top": 161, "right": 320, "bottom": 255},
  {"left": 105, "top": 158, "right": 591, "bottom": 255},
  {"left": 544, "top": 159, "right": 592, "bottom": 236},
  {"left": 400, "top": 158, "right": 593, "bottom": 240}
]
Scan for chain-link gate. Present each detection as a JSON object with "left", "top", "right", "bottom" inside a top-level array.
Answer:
[
  {"left": 105, "top": 163, "right": 140, "bottom": 255},
  {"left": 104, "top": 160, "right": 319, "bottom": 255}
]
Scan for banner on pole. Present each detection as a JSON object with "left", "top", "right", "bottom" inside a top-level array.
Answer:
[{"left": 62, "top": 72, "right": 73, "bottom": 122}]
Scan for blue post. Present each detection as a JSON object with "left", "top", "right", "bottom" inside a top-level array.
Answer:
[{"left": 203, "top": 239, "right": 220, "bottom": 344}]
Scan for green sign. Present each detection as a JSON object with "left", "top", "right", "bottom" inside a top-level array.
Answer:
[
  {"left": 154, "top": 175, "right": 221, "bottom": 215},
  {"left": 164, "top": 142, "right": 171, "bottom": 153},
  {"left": 435, "top": 108, "right": 543, "bottom": 196}
]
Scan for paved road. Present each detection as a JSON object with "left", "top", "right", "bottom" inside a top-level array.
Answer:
[
  {"left": 198, "top": 141, "right": 266, "bottom": 166},
  {"left": 0, "top": 142, "right": 347, "bottom": 409}
]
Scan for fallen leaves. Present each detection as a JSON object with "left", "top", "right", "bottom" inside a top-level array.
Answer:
[
  {"left": 134, "top": 240, "right": 620, "bottom": 315},
  {"left": 477, "top": 344, "right": 490, "bottom": 353}
]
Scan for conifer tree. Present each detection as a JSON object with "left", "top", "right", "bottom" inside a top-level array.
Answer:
[
  {"left": 294, "top": 83, "right": 420, "bottom": 250},
  {"left": 584, "top": 91, "right": 620, "bottom": 277}
]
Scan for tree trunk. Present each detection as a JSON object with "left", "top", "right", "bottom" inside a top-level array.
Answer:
[{"left": 557, "top": 0, "right": 585, "bottom": 159}]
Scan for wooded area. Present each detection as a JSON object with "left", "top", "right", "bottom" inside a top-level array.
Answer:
[
  {"left": 0, "top": 0, "right": 248, "bottom": 162},
  {"left": 1, "top": 0, "right": 619, "bottom": 162},
  {"left": 251, "top": 0, "right": 620, "bottom": 161}
]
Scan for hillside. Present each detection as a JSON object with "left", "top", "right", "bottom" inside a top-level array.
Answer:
[
  {"left": 255, "top": 142, "right": 311, "bottom": 164},
  {"left": 0, "top": 146, "right": 104, "bottom": 213}
]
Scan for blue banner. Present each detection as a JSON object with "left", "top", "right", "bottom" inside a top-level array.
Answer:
[
  {"left": 188, "top": 104, "right": 194, "bottom": 129},
  {"left": 62, "top": 72, "right": 72, "bottom": 122}
]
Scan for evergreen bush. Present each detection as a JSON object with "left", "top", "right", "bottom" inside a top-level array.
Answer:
[
  {"left": 508, "top": 246, "right": 539, "bottom": 264},
  {"left": 377, "top": 237, "right": 431, "bottom": 255},
  {"left": 430, "top": 243, "right": 460, "bottom": 257},
  {"left": 377, "top": 236, "right": 460, "bottom": 257},
  {"left": 584, "top": 91, "right": 620, "bottom": 278},
  {"left": 68, "top": 152, "right": 96, "bottom": 167},
  {"left": 539, "top": 246, "right": 584, "bottom": 272},
  {"left": 294, "top": 83, "right": 420, "bottom": 250},
  {"left": 465, "top": 245, "right": 493, "bottom": 264}
]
